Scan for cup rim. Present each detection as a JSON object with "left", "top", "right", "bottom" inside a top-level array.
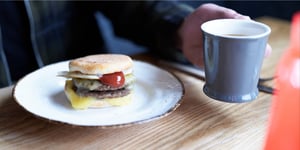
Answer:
[{"left": 201, "top": 19, "right": 271, "bottom": 39}]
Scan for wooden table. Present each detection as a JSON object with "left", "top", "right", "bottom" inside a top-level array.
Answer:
[{"left": 0, "top": 17, "right": 290, "bottom": 150}]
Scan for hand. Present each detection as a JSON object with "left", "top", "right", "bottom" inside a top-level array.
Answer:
[{"left": 178, "top": 3, "right": 272, "bottom": 68}]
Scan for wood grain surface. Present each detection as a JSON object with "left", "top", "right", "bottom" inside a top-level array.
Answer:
[{"left": 0, "top": 17, "right": 290, "bottom": 150}]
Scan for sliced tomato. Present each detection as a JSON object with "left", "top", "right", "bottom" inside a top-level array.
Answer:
[{"left": 99, "top": 72, "right": 125, "bottom": 88}]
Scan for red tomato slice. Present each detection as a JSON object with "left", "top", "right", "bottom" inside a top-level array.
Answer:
[{"left": 99, "top": 72, "right": 125, "bottom": 88}]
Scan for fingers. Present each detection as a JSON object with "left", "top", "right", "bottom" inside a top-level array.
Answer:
[
  {"left": 221, "top": 8, "right": 250, "bottom": 20},
  {"left": 198, "top": 3, "right": 250, "bottom": 20},
  {"left": 180, "top": 3, "right": 272, "bottom": 68},
  {"left": 234, "top": 14, "right": 251, "bottom": 20}
]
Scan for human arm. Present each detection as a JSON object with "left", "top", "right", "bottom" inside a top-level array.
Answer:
[
  {"left": 97, "top": 2, "right": 272, "bottom": 67},
  {"left": 96, "top": 1, "right": 193, "bottom": 62}
]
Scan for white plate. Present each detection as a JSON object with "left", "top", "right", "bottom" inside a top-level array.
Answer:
[{"left": 13, "top": 60, "right": 184, "bottom": 128}]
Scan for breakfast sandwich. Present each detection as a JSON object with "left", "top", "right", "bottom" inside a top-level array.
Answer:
[{"left": 58, "top": 54, "right": 135, "bottom": 109}]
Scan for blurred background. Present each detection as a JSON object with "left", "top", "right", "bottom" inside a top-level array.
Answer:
[
  {"left": 0, "top": 1, "right": 299, "bottom": 88},
  {"left": 96, "top": 1, "right": 300, "bottom": 55}
]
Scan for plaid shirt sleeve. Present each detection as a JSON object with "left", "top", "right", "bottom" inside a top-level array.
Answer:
[{"left": 99, "top": 1, "right": 194, "bottom": 63}]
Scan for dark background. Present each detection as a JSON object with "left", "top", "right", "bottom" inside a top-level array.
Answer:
[
  {"left": 182, "top": 1, "right": 300, "bottom": 21},
  {"left": 0, "top": 1, "right": 299, "bottom": 87},
  {"left": 98, "top": 1, "right": 300, "bottom": 55}
]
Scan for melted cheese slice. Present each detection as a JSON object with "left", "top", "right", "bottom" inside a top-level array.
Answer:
[
  {"left": 65, "top": 80, "right": 133, "bottom": 109},
  {"left": 106, "top": 94, "right": 132, "bottom": 106},
  {"left": 58, "top": 68, "right": 133, "bottom": 80},
  {"left": 58, "top": 71, "right": 99, "bottom": 79},
  {"left": 65, "top": 80, "right": 94, "bottom": 109}
]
